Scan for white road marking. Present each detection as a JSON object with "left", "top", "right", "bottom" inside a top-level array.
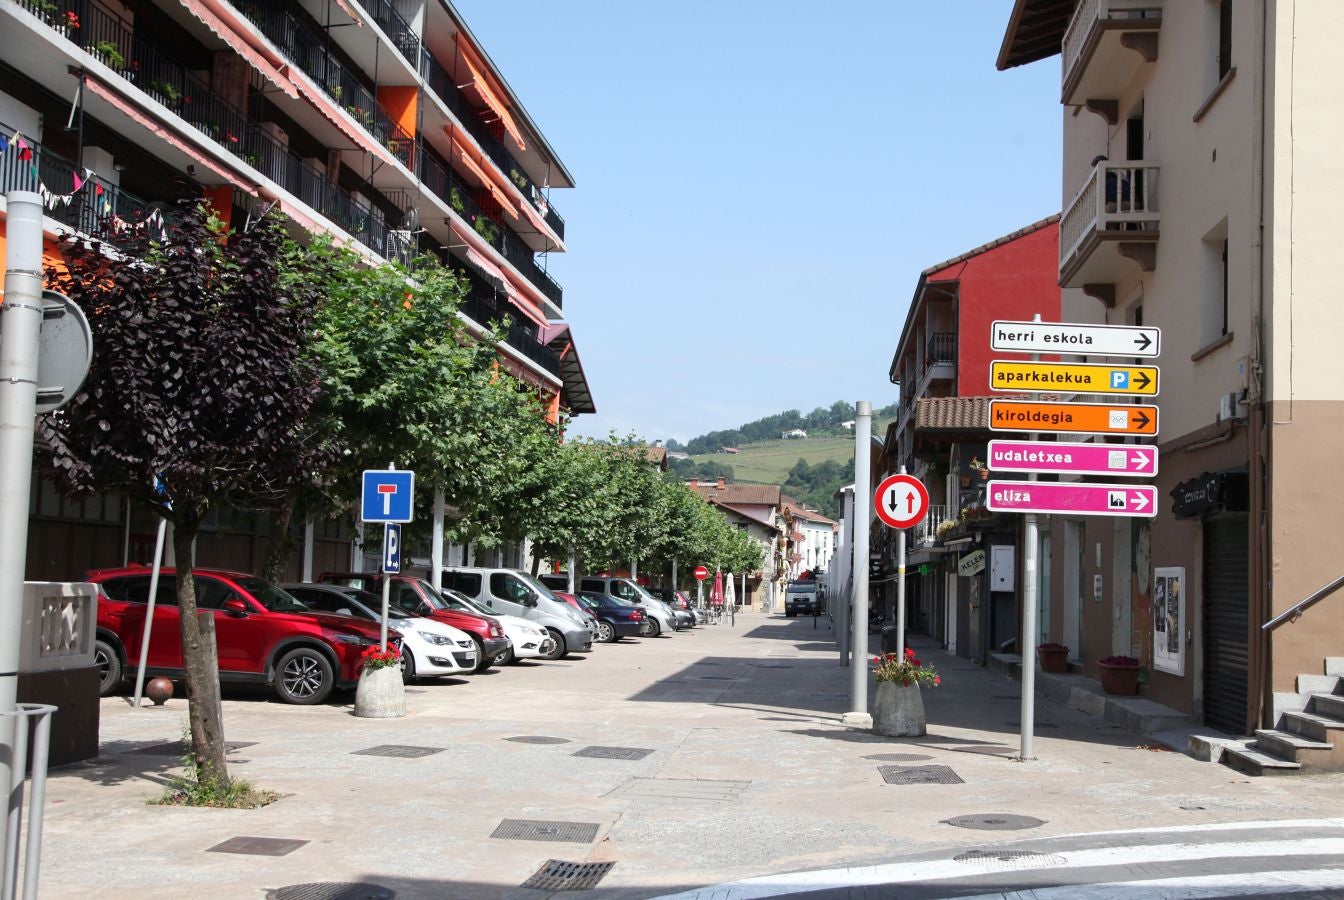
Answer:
[{"left": 954, "top": 867, "right": 1344, "bottom": 900}]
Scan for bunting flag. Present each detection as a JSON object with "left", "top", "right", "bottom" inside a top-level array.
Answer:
[
  {"left": 0, "top": 134, "right": 8, "bottom": 153},
  {"left": 72, "top": 172, "right": 83, "bottom": 191}
]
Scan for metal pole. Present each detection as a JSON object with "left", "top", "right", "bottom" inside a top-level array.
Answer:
[
  {"left": 630, "top": 558, "right": 638, "bottom": 580},
  {"left": 897, "top": 467, "right": 907, "bottom": 658},
  {"left": 1019, "top": 312, "right": 1043, "bottom": 761},
  {"left": 430, "top": 489, "right": 445, "bottom": 591},
  {"left": 567, "top": 545, "right": 576, "bottom": 594},
  {"left": 131, "top": 517, "right": 168, "bottom": 708},
  {"left": 671, "top": 559, "right": 677, "bottom": 592},
  {"left": 843, "top": 401, "right": 873, "bottom": 727},
  {"left": 20, "top": 706, "right": 53, "bottom": 900},
  {"left": 301, "top": 517, "right": 315, "bottom": 582},
  {"left": 0, "top": 194, "right": 42, "bottom": 845},
  {"left": 2, "top": 711, "right": 28, "bottom": 900},
  {"left": 379, "top": 577, "right": 391, "bottom": 653}
]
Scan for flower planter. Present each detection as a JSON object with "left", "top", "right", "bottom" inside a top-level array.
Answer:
[
  {"left": 1037, "top": 645, "right": 1069, "bottom": 674},
  {"left": 872, "top": 681, "right": 926, "bottom": 737},
  {"left": 354, "top": 665, "right": 405, "bottom": 718},
  {"left": 1098, "top": 661, "right": 1139, "bottom": 695}
]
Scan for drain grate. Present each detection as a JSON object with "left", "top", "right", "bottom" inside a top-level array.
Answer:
[
  {"left": 267, "top": 883, "right": 394, "bottom": 900},
  {"left": 879, "top": 765, "right": 964, "bottom": 785},
  {"left": 127, "top": 740, "right": 255, "bottom": 756},
  {"left": 491, "top": 819, "right": 600, "bottom": 843},
  {"left": 521, "top": 860, "right": 615, "bottom": 891},
  {"left": 351, "top": 745, "right": 444, "bottom": 758},
  {"left": 953, "top": 849, "right": 1067, "bottom": 870},
  {"left": 863, "top": 753, "right": 932, "bottom": 762},
  {"left": 943, "top": 814, "right": 1046, "bottom": 831},
  {"left": 505, "top": 735, "right": 570, "bottom": 745},
  {"left": 208, "top": 836, "right": 308, "bottom": 857},
  {"left": 573, "top": 746, "right": 653, "bottom": 761}
]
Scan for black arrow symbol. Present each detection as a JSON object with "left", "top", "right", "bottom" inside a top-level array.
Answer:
[
  {"left": 1134, "top": 333, "right": 1153, "bottom": 352},
  {"left": 1131, "top": 410, "right": 1152, "bottom": 430},
  {"left": 1133, "top": 371, "right": 1152, "bottom": 390}
]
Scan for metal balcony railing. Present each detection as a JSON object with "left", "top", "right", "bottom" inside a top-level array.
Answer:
[
  {"left": 0, "top": 120, "right": 160, "bottom": 247},
  {"left": 419, "top": 48, "right": 564, "bottom": 240},
  {"left": 454, "top": 264, "right": 561, "bottom": 378},
  {"left": 1060, "top": 161, "right": 1160, "bottom": 268},
  {"left": 351, "top": 0, "right": 418, "bottom": 64}
]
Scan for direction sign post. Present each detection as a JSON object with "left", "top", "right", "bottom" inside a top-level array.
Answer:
[
  {"left": 380, "top": 523, "right": 402, "bottom": 651},
  {"left": 988, "top": 440, "right": 1158, "bottom": 478},
  {"left": 991, "top": 320, "right": 1161, "bottom": 357},
  {"left": 988, "top": 399, "right": 1158, "bottom": 437},
  {"left": 990, "top": 360, "right": 1159, "bottom": 396},
  {"left": 986, "top": 480, "right": 1159, "bottom": 517}
]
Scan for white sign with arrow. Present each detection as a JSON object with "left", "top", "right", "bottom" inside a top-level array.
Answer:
[{"left": 991, "top": 320, "right": 1161, "bottom": 358}]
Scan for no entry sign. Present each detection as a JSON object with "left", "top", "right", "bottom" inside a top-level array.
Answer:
[
  {"left": 874, "top": 473, "right": 929, "bottom": 530},
  {"left": 693, "top": 565, "right": 709, "bottom": 582}
]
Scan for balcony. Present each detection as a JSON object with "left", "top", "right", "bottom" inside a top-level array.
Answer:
[
  {"left": 1061, "top": 0, "right": 1161, "bottom": 115},
  {"left": 924, "top": 333, "right": 956, "bottom": 380},
  {"left": 349, "top": 0, "right": 418, "bottom": 65},
  {"left": 913, "top": 504, "right": 950, "bottom": 549},
  {"left": 418, "top": 149, "right": 563, "bottom": 309},
  {"left": 0, "top": 120, "right": 160, "bottom": 248},
  {"left": 420, "top": 49, "right": 564, "bottom": 241},
  {"left": 456, "top": 265, "right": 561, "bottom": 378},
  {"left": 1059, "top": 162, "right": 1159, "bottom": 289}
]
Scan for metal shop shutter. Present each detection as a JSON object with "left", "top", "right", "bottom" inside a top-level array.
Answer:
[{"left": 1203, "top": 513, "right": 1249, "bottom": 734}]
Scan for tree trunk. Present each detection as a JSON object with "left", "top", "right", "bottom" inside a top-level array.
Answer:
[
  {"left": 260, "top": 498, "right": 297, "bottom": 584},
  {"left": 174, "top": 513, "right": 230, "bottom": 788}
]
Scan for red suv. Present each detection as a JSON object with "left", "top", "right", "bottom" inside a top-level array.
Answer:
[
  {"left": 91, "top": 567, "right": 399, "bottom": 705},
  {"left": 317, "top": 573, "right": 509, "bottom": 673}
]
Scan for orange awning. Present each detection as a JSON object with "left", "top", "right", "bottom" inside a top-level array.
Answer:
[
  {"left": 460, "top": 51, "right": 525, "bottom": 151},
  {"left": 184, "top": 0, "right": 298, "bottom": 99},
  {"left": 448, "top": 135, "right": 519, "bottom": 219},
  {"left": 333, "top": 0, "right": 362, "bottom": 25}
]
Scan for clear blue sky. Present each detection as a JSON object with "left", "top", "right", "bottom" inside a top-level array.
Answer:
[{"left": 454, "top": 0, "right": 1061, "bottom": 443}]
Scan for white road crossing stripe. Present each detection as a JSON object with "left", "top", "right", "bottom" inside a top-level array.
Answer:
[
  {"left": 953, "top": 867, "right": 1344, "bottom": 900},
  {"left": 652, "top": 823, "right": 1344, "bottom": 900}
]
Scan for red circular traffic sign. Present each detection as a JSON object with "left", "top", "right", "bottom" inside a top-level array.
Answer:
[
  {"left": 693, "top": 565, "right": 709, "bottom": 582},
  {"left": 874, "top": 473, "right": 929, "bottom": 530}
]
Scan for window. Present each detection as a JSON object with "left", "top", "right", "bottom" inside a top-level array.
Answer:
[
  {"left": 580, "top": 579, "right": 605, "bottom": 594},
  {"left": 1200, "top": 218, "right": 1230, "bottom": 347},
  {"left": 195, "top": 578, "right": 236, "bottom": 610},
  {"left": 1218, "top": 0, "right": 1232, "bottom": 80},
  {"left": 102, "top": 575, "right": 178, "bottom": 606},
  {"left": 445, "top": 572, "right": 481, "bottom": 596},
  {"left": 490, "top": 573, "right": 533, "bottom": 604}
]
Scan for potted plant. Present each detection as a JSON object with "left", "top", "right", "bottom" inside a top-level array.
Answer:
[
  {"left": 1098, "top": 654, "right": 1140, "bottom": 695},
  {"left": 935, "top": 518, "right": 959, "bottom": 541},
  {"left": 33, "top": 0, "right": 58, "bottom": 24},
  {"left": 149, "top": 80, "right": 181, "bottom": 107},
  {"left": 472, "top": 215, "right": 498, "bottom": 244},
  {"left": 55, "top": 10, "right": 78, "bottom": 36},
  {"left": 1037, "top": 642, "right": 1069, "bottom": 673},
  {"left": 969, "top": 456, "right": 990, "bottom": 481},
  {"left": 353, "top": 644, "right": 405, "bottom": 718},
  {"left": 870, "top": 647, "right": 940, "bottom": 737},
  {"left": 94, "top": 40, "right": 124, "bottom": 70}
]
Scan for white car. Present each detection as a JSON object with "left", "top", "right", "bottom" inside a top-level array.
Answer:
[
  {"left": 429, "top": 586, "right": 553, "bottom": 665},
  {"left": 282, "top": 583, "right": 477, "bottom": 680}
]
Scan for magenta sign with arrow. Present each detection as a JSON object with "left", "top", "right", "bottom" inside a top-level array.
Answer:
[
  {"left": 988, "top": 440, "right": 1158, "bottom": 478},
  {"left": 986, "top": 480, "right": 1159, "bottom": 518}
]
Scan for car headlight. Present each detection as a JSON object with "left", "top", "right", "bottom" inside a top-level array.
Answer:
[{"left": 419, "top": 631, "right": 453, "bottom": 646}]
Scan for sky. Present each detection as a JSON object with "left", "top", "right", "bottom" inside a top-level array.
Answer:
[{"left": 453, "top": 0, "right": 1063, "bottom": 444}]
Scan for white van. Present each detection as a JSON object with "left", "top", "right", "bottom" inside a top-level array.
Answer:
[{"left": 440, "top": 567, "right": 593, "bottom": 658}]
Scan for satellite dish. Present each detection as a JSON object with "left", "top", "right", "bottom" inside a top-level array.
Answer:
[{"left": 36, "top": 290, "right": 93, "bottom": 415}]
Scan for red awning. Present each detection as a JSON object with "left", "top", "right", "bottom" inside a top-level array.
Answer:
[
  {"left": 182, "top": 0, "right": 298, "bottom": 99},
  {"left": 291, "top": 75, "right": 394, "bottom": 165},
  {"left": 459, "top": 51, "right": 525, "bottom": 151}
]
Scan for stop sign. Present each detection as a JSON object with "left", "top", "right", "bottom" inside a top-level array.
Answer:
[{"left": 693, "top": 565, "right": 709, "bottom": 581}]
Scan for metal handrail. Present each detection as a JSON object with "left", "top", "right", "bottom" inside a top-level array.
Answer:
[{"left": 1262, "top": 574, "right": 1344, "bottom": 631}]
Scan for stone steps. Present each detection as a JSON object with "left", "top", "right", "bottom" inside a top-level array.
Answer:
[{"left": 1216, "top": 657, "right": 1344, "bottom": 775}]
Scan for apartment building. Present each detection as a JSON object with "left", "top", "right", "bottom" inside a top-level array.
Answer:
[
  {"left": 883, "top": 217, "right": 1060, "bottom": 660},
  {"left": 3, "top": 0, "right": 593, "bottom": 580},
  {"left": 999, "top": 0, "right": 1344, "bottom": 738}
]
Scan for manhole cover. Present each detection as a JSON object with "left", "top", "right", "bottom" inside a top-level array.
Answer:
[
  {"left": 573, "top": 746, "right": 653, "bottom": 761},
  {"left": 521, "top": 860, "right": 616, "bottom": 891},
  {"left": 126, "top": 740, "right": 255, "bottom": 755},
  {"left": 491, "top": 819, "right": 600, "bottom": 843},
  {"left": 879, "top": 765, "right": 964, "bottom": 785},
  {"left": 267, "top": 883, "right": 394, "bottom": 900},
  {"left": 208, "top": 836, "right": 308, "bottom": 857},
  {"left": 351, "top": 745, "right": 444, "bottom": 758},
  {"left": 863, "top": 753, "right": 933, "bottom": 762},
  {"left": 505, "top": 736, "right": 571, "bottom": 745},
  {"left": 953, "top": 849, "right": 1067, "bottom": 869},
  {"left": 943, "top": 814, "right": 1046, "bottom": 831}
]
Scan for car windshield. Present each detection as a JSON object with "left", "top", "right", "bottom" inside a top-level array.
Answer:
[
  {"left": 343, "top": 588, "right": 413, "bottom": 620},
  {"left": 517, "top": 572, "right": 563, "bottom": 602},
  {"left": 239, "top": 578, "right": 310, "bottom": 613},
  {"left": 423, "top": 582, "right": 491, "bottom": 617},
  {"left": 790, "top": 583, "right": 817, "bottom": 593}
]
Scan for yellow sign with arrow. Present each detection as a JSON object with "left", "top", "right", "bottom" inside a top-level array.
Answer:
[{"left": 990, "top": 360, "right": 1160, "bottom": 397}]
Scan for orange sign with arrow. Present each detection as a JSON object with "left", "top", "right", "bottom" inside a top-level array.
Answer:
[{"left": 988, "top": 399, "right": 1158, "bottom": 437}]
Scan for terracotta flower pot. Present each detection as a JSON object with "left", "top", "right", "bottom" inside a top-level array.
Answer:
[
  {"left": 1037, "top": 645, "right": 1069, "bottom": 674},
  {"left": 871, "top": 680, "right": 926, "bottom": 737},
  {"left": 1098, "top": 661, "right": 1139, "bottom": 695}
]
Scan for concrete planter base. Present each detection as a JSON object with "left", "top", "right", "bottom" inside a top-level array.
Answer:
[
  {"left": 354, "top": 666, "right": 405, "bottom": 718},
  {"left": 872, "top": 681, "right": 926, "bottom": 736}
]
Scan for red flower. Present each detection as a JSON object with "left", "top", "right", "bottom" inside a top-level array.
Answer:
[
  {"left": 905, "top": 648, "right": 916, "bottom": 658},
  {"left": 871, "top": 656, "right": 881, "bottom": 664},
  {"left": 933, "top": 676, "right": 941, "bottom": 685}
]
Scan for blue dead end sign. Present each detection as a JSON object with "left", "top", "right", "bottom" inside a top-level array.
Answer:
[{"left": 361, "top": 469, "right": 415, "bottom": 523}]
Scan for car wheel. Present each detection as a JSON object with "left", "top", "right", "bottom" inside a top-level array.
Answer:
[
  {"left": 596, "top": 620, "right": 616, "bottom": 643},
  {"left": 647, "top": 617, "right": 661, "bottom": 638},
  {"left": 400, "top": 647, "right": 416, "bottom": 684},
  {"left": 786, "top": 611, "right": 795, "bottom": 618},
  {"left": 274, "top": 647, "right": 334, "bottom": 705},
  {"left": 542, "top": 628, "right": 567, "bottom": 660},
  {"left": 493, "top": 644, "right": 515, "bottom": 666},
  {"left": 94, "top": 638, "right": 122, "bottom": 697},
  {"left": 470, "top": 637, "right": 493, "bottom": 673}
]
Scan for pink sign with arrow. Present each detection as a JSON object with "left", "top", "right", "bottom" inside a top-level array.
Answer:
[
  {"left": 985, "top": 480, "right": 1159, "bottom": 518},
  {"left": 988, "top": 440, "right": 1158, "bottom": 478}
]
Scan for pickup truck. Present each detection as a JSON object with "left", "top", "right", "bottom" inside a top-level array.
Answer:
[{"left": 784, "top": 581, "right": 819, "bottom": 617}]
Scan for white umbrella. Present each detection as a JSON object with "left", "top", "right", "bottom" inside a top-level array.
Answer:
[{"left": 724, "top": 572, "right": 736, "bottom": 607}]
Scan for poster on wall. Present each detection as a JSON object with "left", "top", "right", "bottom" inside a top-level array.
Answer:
[{"left": 1153, "top": 566, "right": 1185, "bottom": 675}]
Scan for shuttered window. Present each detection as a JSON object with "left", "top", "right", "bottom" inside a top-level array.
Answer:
[{"left": 1203, "top": 514, "right": 1249, "bottom": 733}]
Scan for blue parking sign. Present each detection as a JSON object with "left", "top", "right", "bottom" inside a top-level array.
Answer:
[
  {"left": 361, "top": 469, "right": 415, "bottom": 523},
  {"left": 383, "top": 523, "right": 402, "bottom": 574}
]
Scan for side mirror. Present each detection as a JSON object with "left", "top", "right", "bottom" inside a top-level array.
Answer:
[
  {"left": 416, "top": 602, "right": 433, "bottom": 617},
  {"left": 523, "top": 593, "right": 538, "bottom": 608},
  {"left": 222, "top": 598, "right": 249, "bottom": 618}
]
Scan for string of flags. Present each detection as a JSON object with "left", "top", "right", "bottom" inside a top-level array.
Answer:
[{"left": 1, "top": 129, "right": 167, "bottom": 240}]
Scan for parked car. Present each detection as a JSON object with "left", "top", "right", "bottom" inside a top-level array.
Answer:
[
  {"left": 551, "top": 590, "right": 601, "bottom": 627},
  {"left": 785, "top": 580, "right": 820, "bottom": 617},
  {"left": 317, "top": 573, "right": 509, "bottom": 673},
  {"left": 577, "top": 576, "right": 679, "bottom": 636},
  {"left": 647, "top": 587, "right": 696, "bottom": 630},
  {"left": 90, "top": 566, "right": 400, "bottom": 705},
  {"left": 282, "top": 583, "right": 477, "bottom": 682},
  {"left": 439, "top": 567, "right": 594, "bottom": 658},
  {"left": 576, "top": 592, "right": 646, "bottom": 643},
  {"left": 429, "top": 586, "right": 555, "bottom": 665}
]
